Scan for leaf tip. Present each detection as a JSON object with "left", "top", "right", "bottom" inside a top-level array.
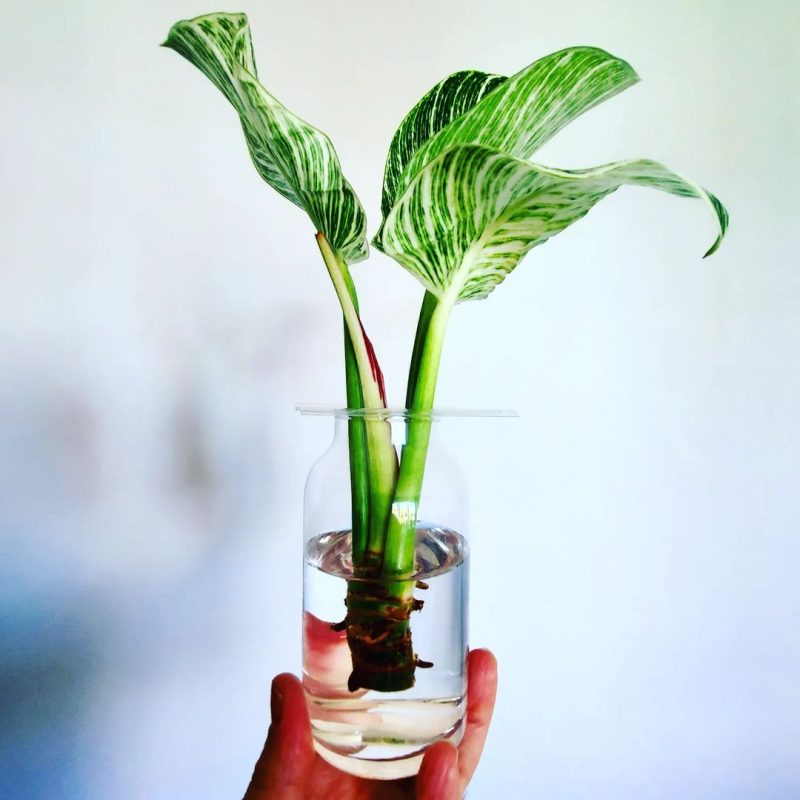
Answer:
[
  {"left": 702, "top": 224, "right": 727, "bottom": 258},
  {"left": 161, "top": 19, "right": 183, "bottom": 49},
  {"left": 702, "top": 193, "right": 729, "bottom": 258},
  {"left": 619, "top": 57, "right": 641, "bottom": 87}
]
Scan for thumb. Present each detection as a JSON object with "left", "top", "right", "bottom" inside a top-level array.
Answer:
[{"left": 244, "top": 674, "right": 314, "bottom": 799}]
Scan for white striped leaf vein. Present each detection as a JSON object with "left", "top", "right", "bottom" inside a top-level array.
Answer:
[
  {"left": 380, "top": 145, "right": 729, "bottom": 303},
  {"left": 164, "top": 13, "right": 367, "bottom": 262}
]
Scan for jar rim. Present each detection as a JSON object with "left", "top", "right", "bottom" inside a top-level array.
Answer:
[{"left": 296, "top": 404, "right": 518, "bottom": 420}]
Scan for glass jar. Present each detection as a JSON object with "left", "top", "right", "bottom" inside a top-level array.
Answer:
[{"left": 299, "top": 407, "right": 512, "bottom": 780}]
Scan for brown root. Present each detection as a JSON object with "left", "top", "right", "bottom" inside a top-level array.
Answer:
[{"left": 339, "top": 577, "right": 429, "bottom": 692}]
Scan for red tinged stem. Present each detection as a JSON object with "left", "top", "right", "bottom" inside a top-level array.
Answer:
[{"left": 359, "top": 319, "right": 387, "bottom": 406}]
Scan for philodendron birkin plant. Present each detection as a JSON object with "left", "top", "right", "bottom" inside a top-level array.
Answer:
[{"left": 164, "top": 13, "right": 728, "bottom": 694}]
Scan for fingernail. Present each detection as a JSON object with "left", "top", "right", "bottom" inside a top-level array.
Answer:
[{"left": 271, "top": 681, "right": 284, "bottom": 724}]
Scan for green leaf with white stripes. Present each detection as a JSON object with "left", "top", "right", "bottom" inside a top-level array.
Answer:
[
  {"left": 380, "top": 70, "right": 507, "bottom": 219},
  {"left": 163, "top": 13, "right": 368, "bottom": 262},
  {"left": 374, "top": 46, "right": 639, "bottom": 251},
  {"left": 379, "top": 145, "right": 728, "bottom": 303}
]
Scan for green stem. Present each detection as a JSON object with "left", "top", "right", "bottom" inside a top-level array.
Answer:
[
  {"left": 382, "top": 294, "right": 454, "bottom": 576},
  {"left": 344, "top": 326, "right": 369, "bottom": 565},
  {"left": 405, "top": 291, "right": 438, "bottom": 409},
  {"left": 340, "top": 258, "right": 370, "bottom": 566},
  {"left": 316, "top": 233, "right": 398, "bottom": 565}
]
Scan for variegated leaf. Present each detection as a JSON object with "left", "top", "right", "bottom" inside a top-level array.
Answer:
[
  {"left": 380, "top": 145, "right": 728, "bottom": 303},
  {"left": 380, "top": 70, "right": 507, "bottom": 219},
  {"left": 163, "top": 13, "right": 368, "bottom": 262},
  {"left": 374, "top": 46, "right": 639, "bottom": 251}
]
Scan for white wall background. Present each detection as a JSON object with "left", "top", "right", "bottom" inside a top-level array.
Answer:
[{"left": 1, "top": 1, "right": 798, "bottom": 797}]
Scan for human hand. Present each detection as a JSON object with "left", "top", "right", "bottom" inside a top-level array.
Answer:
[{"left": 243, "top": 648, "right": 498, "bottom": 799}]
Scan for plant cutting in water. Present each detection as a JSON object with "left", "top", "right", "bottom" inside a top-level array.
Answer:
[{"left": 163, "top": 12, "right": 728, "bottom": 696}]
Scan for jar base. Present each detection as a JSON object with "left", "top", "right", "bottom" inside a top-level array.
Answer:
[{"left": 312, "top": 722, "right": 465, "bottom": 780}]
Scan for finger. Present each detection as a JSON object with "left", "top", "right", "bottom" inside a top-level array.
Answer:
[
  {"left": 244, "top": 673, "right": 314, "bottom": 799},
  {"left": 457, "top": 649, "right": 498, "bottom": 787},
  {"left": 417, "top": 740, "right": 460, "bottom": 800},
  {"left": 303, "top": 611, "right": 355, "bottom": 697}
]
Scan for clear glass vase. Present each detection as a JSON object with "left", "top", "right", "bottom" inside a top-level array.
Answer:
[{"left": 300, "top": 407, "right": 509, "bottom": 780}]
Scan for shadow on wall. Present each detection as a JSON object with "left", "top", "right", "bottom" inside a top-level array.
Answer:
[
  {"left": 0, "top": 363, "right": 280, "bottom": 797},
  {"left": 0, "top": 595, "right": 98, "bottom": 797}
]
